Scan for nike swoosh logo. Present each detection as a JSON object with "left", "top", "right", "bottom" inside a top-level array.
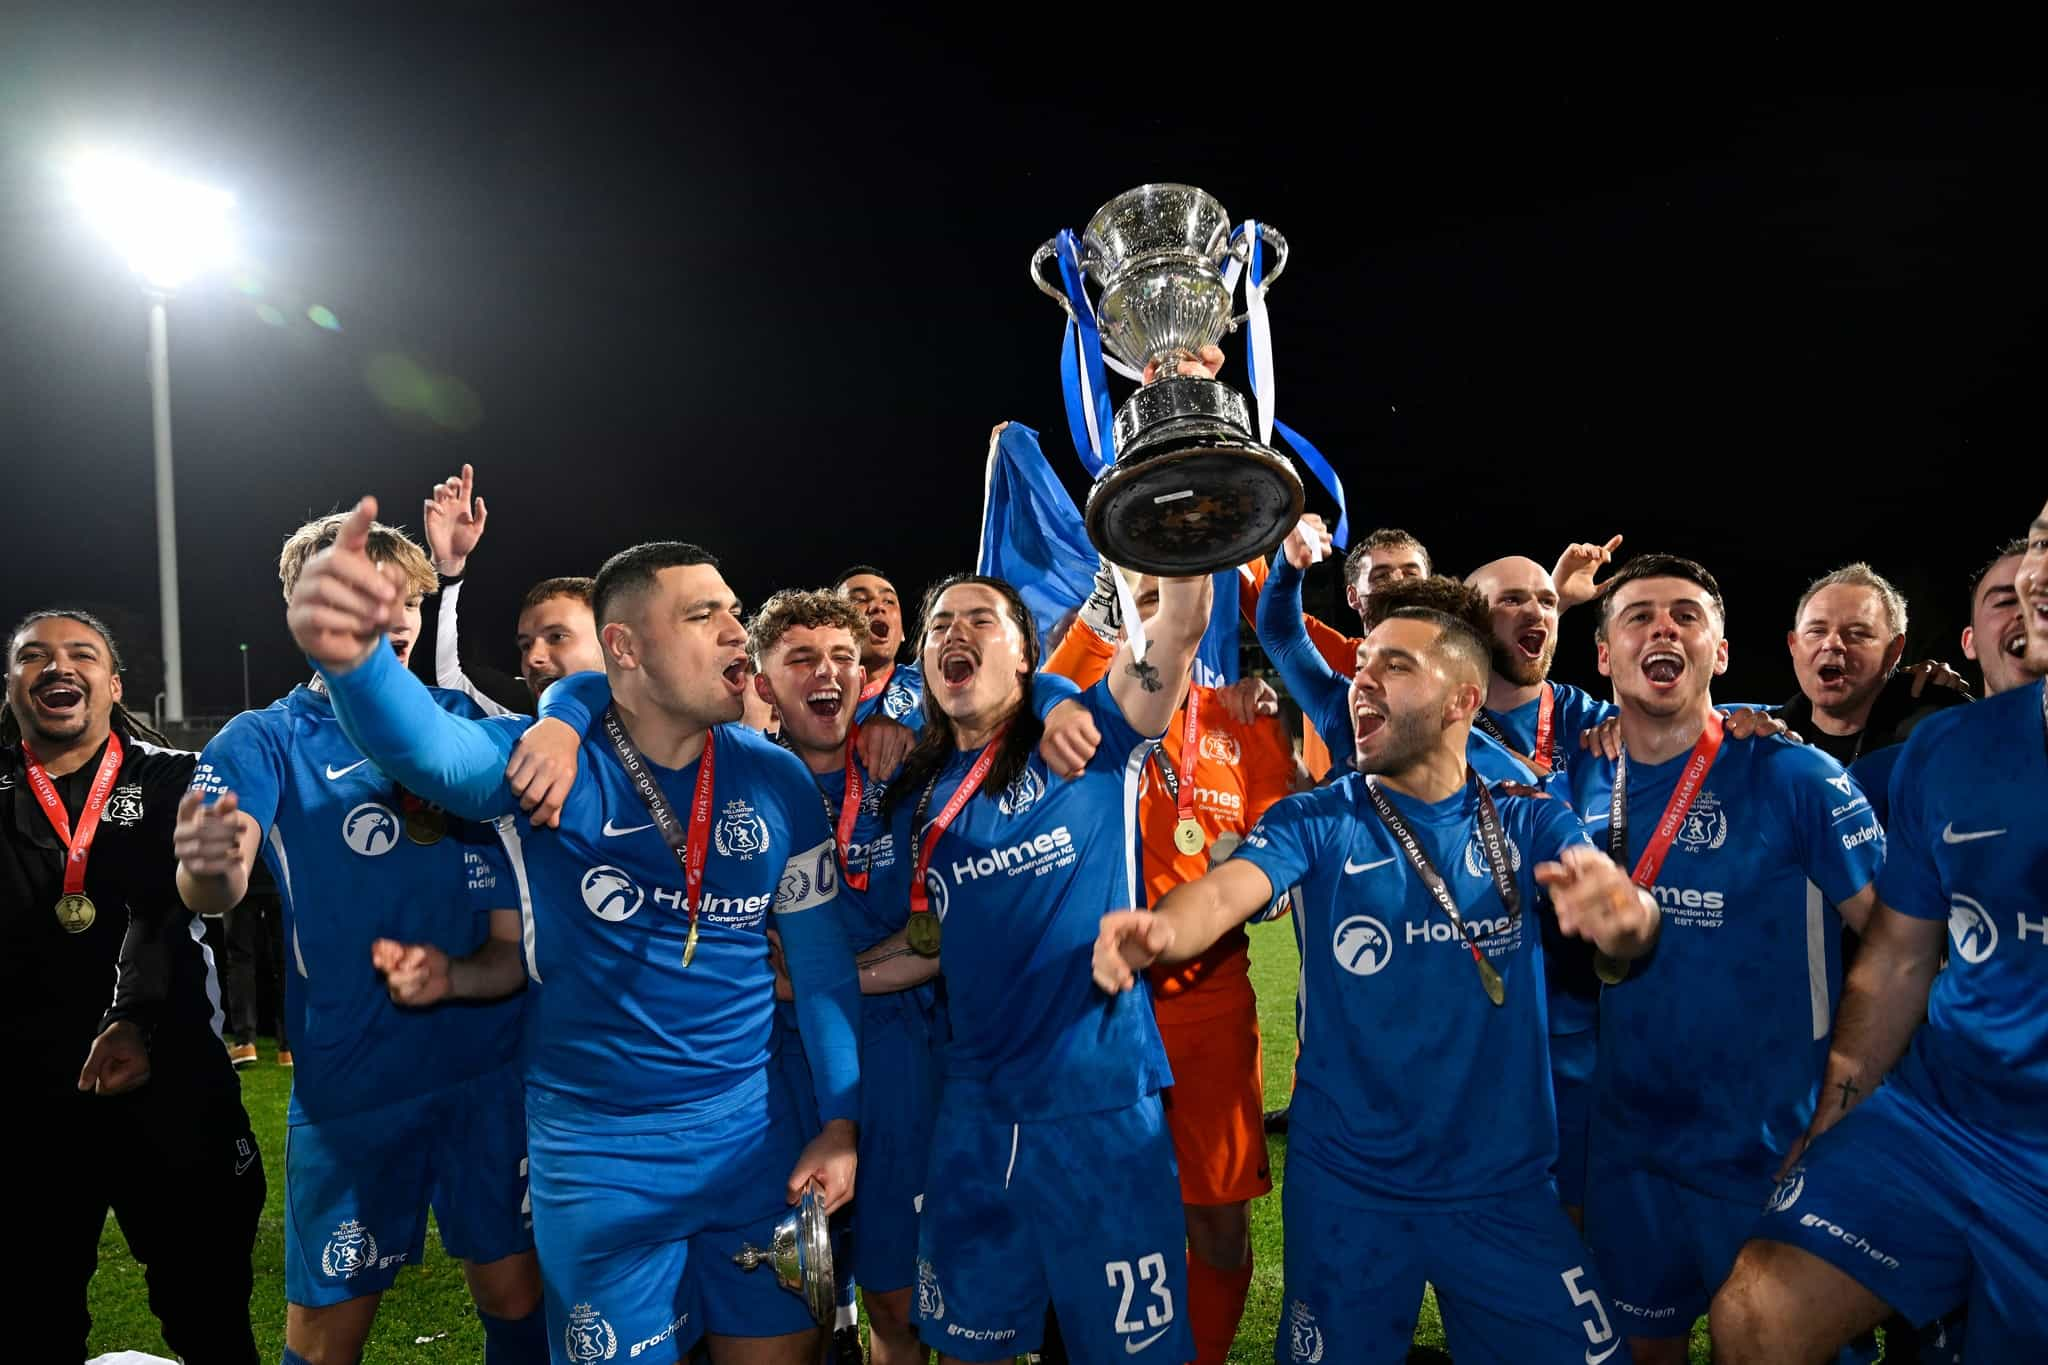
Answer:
[
  {"left": 324, "top": 759, "right": 369, "bottom": 780},
  {"left": 1124, "top": 1327, "right": 1169, "bottom": 1355},
  {"left": 1344, "top": 856, "right": 1396, "bottom": 874},
  {"left": 1942, "top": 823, "right": 2007, "bottom": 844},
  {"left": 235, "top": 1152, "right": 257, "bottom": 1176},
  {"left": 1586, "top": 1343, "right": 1621, "bottom": 1365},
  {"left": 603, "top": 819, "right": 655, "bottom": 837}
]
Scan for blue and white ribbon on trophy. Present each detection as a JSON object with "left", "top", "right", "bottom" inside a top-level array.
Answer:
[{"left": 1220, "top": 219, "right": 1351, "bottom": 549}]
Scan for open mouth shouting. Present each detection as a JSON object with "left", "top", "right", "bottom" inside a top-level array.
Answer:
[
  {"left": 805, "top": 682, "right": 845, "bottom": 719},
  {"left": 1352, "top": 696, "right": 1388, "bottom": 743},
  {"left": 31, "top": 678, "right": 86, "bottom": 723},
  {"left": 1812, "top": 655, "right": 1851, "bottom": 693},
  {"left": 938, "top": 645, "right": 979, "bottom": 692},
  {"left": 720, "top": 655, "right": 750, "bottom": 696},
  {"left": 1514, "top": 627, "right": 1548, "bottom": 664},
  {"left": 1639, "top": 647, "right": 1687, "bottom": 692}
]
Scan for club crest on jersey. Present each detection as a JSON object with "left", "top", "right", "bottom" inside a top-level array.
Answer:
[
  {"left": 1675, "top": 791, "right": 1728, "bottom": 852},
  {"left": 1332, "top": 915, "right": 1394, "bottom": 976},
  {"left": 105, "top": 783, "right": 145, "bottom": 826},
  {"left": 581, "top": 865, "right": 644, "bottom": 922},
  {"left": 859, "top": 776, "right": 887, "bottom": 818},
  {"left": 996, "top": 767, "right": 1044, "bottom": 816},
  {"left": 1948, "top": 893, "right": 1998, "bottom": 964},
  {"left": 1287, "top": 1300, "right": 1325, "bottom": 1364},
  {"left": 321, "top": 1219, "right": 378, "bottom": 1279},
  {"left": 916, "top": 1258, "right": 945, "bottom": 1321},
  {"left": 1767, "top": 1167, "right": 1805, "bottom": 1214},
  {"left": 883, "top": 679, "right": 918, "bottom": 721},
  {"left": 1199, "top": 731, "right": 1241, "bottom": 765},
  {"left": 1463, "top": 832, "right": 1523, "bottom": 879},
  {"left": 564, "top": 1302, "right": 618, "bottom": 1362},
  {"left": 341, "top": 802, "right": 401, "bottom": 856},
  {"left": 714, "top": 799, "right": 770, "bottom": 859}
]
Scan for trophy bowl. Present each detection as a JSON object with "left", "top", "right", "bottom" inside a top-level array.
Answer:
[
  {"left": 1033, "top": 183, "right": 1304, "bottom": 576},
  {"left": 731, "top": 1181, "right": 835, "bottom": 1326}
]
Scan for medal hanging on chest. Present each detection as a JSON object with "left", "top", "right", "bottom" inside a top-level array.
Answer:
[
  {"left": 1363, "top": 772, "right": 1520, "bottom": 1006},
  {"left": 907, "top": 730, "right": 1010, "bottom": 958},
  {"left": 22, "top": 734, "right": 125, "bottom": 935},
  {"left": 603, "top": 707, "right": 717, "bottom": 967},
  {"left": 1596, "top": 713, "right": 1724, "bottom": 984}
]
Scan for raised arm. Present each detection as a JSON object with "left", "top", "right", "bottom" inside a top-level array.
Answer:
[
  {"left": 1093, "top": 858, "right": 1277, "bottom": 993},
  {"left": 1108, "top": 574, "right": 1214, "bottom": 739},
  {"left": 289, "top": 497, "right": 521, "bottom": 820},
  {"left": 1256, "top": 535, "right": 1357, "bottom": 753}
]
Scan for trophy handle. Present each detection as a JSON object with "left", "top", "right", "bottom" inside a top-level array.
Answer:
[
  {"left": 1226, "top": 222, "right": 1290, "bottom": 328},
  {"left": 1030, "top": 238, "right": 1078, "bottom": 320}
]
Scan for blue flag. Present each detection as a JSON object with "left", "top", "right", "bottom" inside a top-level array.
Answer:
[{"left": 978, "top": 421, "right": 1242, "bottom": 682}]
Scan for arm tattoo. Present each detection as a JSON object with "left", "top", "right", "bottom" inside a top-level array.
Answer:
[
  {"left": 1126, "top": 658, "right": 1164, "bottom": 693},
  {"left": 1838, "top": 1078, "right": 1860, "bottom": 1112},
  {"left": 859, "top": 945, "right": 917, "bottom": 970}
]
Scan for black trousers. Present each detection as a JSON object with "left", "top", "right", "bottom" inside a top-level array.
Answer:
[
  {"left": 223, "top": 894, "right": 287, "bottom": 1049},
  {"left": 21, "top": 1089, "right": 266, "bottom": 1364}
]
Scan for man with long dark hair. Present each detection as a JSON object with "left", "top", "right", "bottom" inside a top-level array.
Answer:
[
  {"left": 3, "top": 608, "right": 264, "bottom": 1363},
  {"left": 890, "top": 568, "right": 1210, "bottom": 1365}
]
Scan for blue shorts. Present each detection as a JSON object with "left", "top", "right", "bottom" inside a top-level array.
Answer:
[
  {"left": 284, "top": 1062, "right": 531, "bottom": 1306},
  {"left": 1750, "top": 1081, "right": 2044, "bottom": 1357},
  {"left": 775, "top": 991, "right": 938, "bottom": 1298},
  {"left": 1550, "top": 1027, "right": 1596, "bottom": 1209},
  {"left": 526, "top": 1070, "right": 817, "bottom": 1365},
  {"left": 1279, "top": 1157, "right": 1623, "bottom": 1365},
  {"left": 1584, "top": 1155, "right": 1759, "bottom": 1337},
  {"left": 915, "top": 1090, "right": 1192, "bottom": 1364}
]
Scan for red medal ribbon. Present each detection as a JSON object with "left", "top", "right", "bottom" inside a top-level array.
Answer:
[
  {"left": 1622, "top": 710, "right": 1724, "bottom": 890},
  {"left": 22, "top": 732, "right": 125, "bottom": 897},
  {"left": 909, "top": 728, "right": 1008, "bottom": 914},
  {"left": 1532, "top": 682, "right": 1556, "bottom": 774},
  {"left": 859, "top": 666, "right": 891, "bottom": 704},
  {"left": 682, "top": 728, "right": 716, "bottom": 927},
  {"left": 835, "top": 723, "right": 867, "bottom": 892},
  {"left": 1174, "top": 696, "right": 1200, "bottom": 827}
]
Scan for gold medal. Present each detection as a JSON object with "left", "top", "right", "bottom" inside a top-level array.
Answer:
[
  {"left": 1173, "top": 818, "right": 1205, "bottom": 857},
  {"left": 405, "top": 804, "right": 446, "bottom": 845},
  {"left": 682, "top": 920, "right": 700, "bottom": 968},
  {"left": 906, "top": 910, "right": 942, "bottom": 958},
  {"left": 1476, "top": 954, "right": 1506, "bottom": 1007},
  {"left": 1593, "top": 951, "right": 1629, "bottom": 985},
  {"left": 55, "top": 892, "right": 96, "bottom": 934}
]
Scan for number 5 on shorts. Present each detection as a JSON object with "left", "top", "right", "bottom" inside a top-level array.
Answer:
[
  {"left": 1106, "top": 1253, "right": 1175, "bottom": 1332},
  {"left": 1560, "top": 1264, "right": 1615, "bottom": 1346}
]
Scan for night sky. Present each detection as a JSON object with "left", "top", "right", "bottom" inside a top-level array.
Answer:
[{"left": 3, "top": 17, "right": 2041, "bottom": 719}]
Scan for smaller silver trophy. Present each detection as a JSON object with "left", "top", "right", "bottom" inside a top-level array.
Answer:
[
  {"left": 731, "top": 1181, "right": 835, "bottom": 1327},
  {"left": 1032, "top": 183, "right": 1303, "bottom": 576}
]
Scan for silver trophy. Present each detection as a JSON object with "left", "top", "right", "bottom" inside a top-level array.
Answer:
[
  {"left": 1032, "top": 183, "right": 1304, "bottom": 576},
  {"left": 731, "top": 1181, "right": 835, "bottom": 1326}
]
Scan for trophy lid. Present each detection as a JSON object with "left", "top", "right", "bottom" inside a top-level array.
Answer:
[{"left": 1082, "top": 184, "right": 1233, "bottom": 280}]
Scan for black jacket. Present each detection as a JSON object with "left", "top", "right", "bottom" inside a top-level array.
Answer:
[
  {"left": 1772, "top": 668, "right": 1972, "bottom": 764},
  {"left": 2, "top": 731, "right": 245, "bottom": 1138}
]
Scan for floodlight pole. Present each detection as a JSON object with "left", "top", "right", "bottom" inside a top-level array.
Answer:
[{"left": 146, "top": 290, "right": 185, "bottom": 724}]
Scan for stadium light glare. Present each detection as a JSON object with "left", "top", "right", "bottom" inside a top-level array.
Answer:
[{"left": 66, "top": 150, "right": 237, "bottom": 291}]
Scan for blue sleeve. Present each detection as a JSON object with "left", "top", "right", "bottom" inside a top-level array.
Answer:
[
  {"left": 1230, "top": 788, "right": 1334, "bottom": 910},
  {"left": 1876, "top": 728, "right": 1945, "bottom": 920},
  {"left": 320, "top": 641, "right": 523, "bottom": 821},
  {"left": 537, "top": 669, "right": 609, "bottom": 734},
  {"left": 461, "top": 833, "right": 512, "bottom": 910},
  {"left": 1530, "top": 791, "right": 1596, "bottom": 863},
  {"left": 1781, "top": 746, "right": 1884, "bottom": 905},
  {"left": 1081, "top": 675, "right": 1154, "bottom": 766},
  {"left": 191, "top": 712, "right": 284, "bottom": 833},
  {"left": 1256, "top": 558, "right": 1354, "bottom": 751},
  {"left": 1030, "top": 668, "right": 1083, "bottom": 721},
  {"left": 770, "top": 769, "right": 862, "bottom": 1124},
  {"left": 1848, "top": 745, "right": 1901, "bottom": 831}
]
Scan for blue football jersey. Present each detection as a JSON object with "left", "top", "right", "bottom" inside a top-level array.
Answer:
[
  {"left": 192, "top": 684, "right": 522, "bottom": 1123},
  {"left": 811, "top": 753, "right": 907, "bottom": 954},
  {"left": 498, "top": 718, "right": 855, "bottom": 1123},
  {"left": 1483, "top": 679, "right": 1614, "bottom": 792},
  {"left": 856, "top": 661, "right": 925, "bottom": 731},
  {"left": 1566, "top": 731, "right": 1884, "bottom": 1198},
  {"left": 1230, "top": 773, "right": 1591, "bottom": 1204},
  {"left": 900, "top": 677, "right": 1168, "bottom": 1121},
  {"left": 1848, "top": 742, "right": 1903, "bottom": 830},
  {"left": 1880, "top": 679, "right": 2048, "bottom": 1161}
]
